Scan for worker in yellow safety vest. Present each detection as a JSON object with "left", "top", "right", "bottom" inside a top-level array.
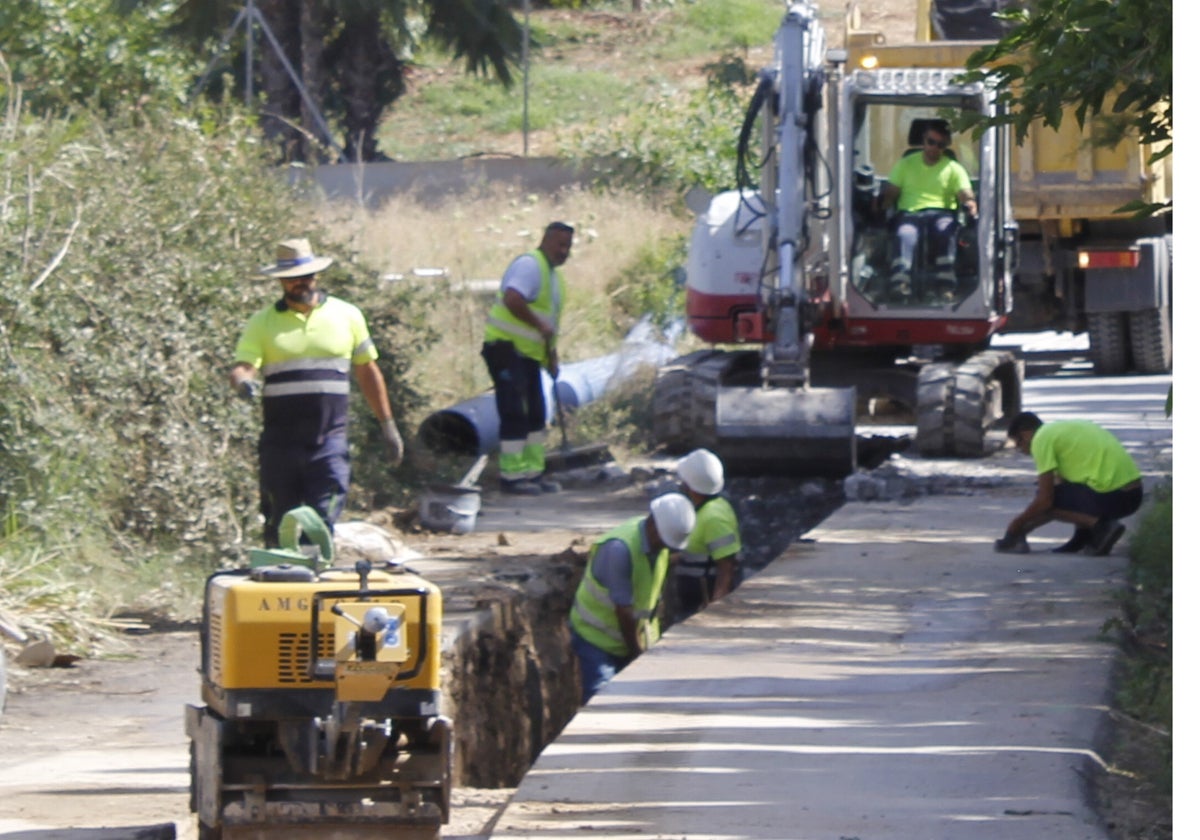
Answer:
[
  {"left": 569, "top": 493, "right": 696, "bottom": 703},
  {"left": 670, "top": 448, "right": 743, "bottom": 621},
  {"left": 481, "top": 222, "right": 573, "bottom": 495}
]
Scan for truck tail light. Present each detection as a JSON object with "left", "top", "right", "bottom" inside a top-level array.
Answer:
[{"left": 1078, "top": 249, "right": 1140, "bottom": 269}]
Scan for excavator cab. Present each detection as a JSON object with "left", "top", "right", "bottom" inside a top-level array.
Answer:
[
  {"left": 652, "top": 1, "right": 1024, "bottom": 471},
  {"left": 849, "top": 113, "right": 983, "bottom": 309}
]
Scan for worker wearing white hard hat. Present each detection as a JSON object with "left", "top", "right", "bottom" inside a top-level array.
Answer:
[
  {"left": 568, "top": 492, "right": 696, "bottom": 703},
  {"left": 671, "top": 449, "right": 743, "bottom": 621}
]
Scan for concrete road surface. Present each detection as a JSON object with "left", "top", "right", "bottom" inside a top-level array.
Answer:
[{"left": 492, "top": 373, "right": 1172, "bottom": 840}]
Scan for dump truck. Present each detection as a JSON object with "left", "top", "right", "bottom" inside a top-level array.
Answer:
[
  {"left": 185, "top": 507, "right": 452, "bottom": 839},
  {"left": 852, "top": 0, "right": 1172, "bottom": 374}
]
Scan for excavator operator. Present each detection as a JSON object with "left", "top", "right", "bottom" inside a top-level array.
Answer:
[{"left": 876, "top": 122, "right": 978, "bottom": 300}]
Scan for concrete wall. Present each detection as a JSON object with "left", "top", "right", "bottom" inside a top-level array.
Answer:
[{"left": 288, "top": 156, "right": 623, "bottom": 209}]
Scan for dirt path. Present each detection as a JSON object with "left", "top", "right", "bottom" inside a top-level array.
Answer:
[{"left": 0, "top": 629, "right": 520, "bottom": 840}]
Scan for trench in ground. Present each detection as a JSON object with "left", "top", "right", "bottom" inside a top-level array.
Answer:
[{"left": 439, "top": 473, "right": 853, "bottom": 789}]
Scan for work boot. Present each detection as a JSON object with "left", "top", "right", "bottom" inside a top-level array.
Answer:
[
  {"left": 1052, "top": 527, "right": 1092, "bottom": 554},
  {"left": 500, "top": 479, "right": 542, "bottom": 496},
  {"left": 536, "top": 476, "right": 562, "bottom": 494},
  {"left": 1087, "top": 519, "right": 1126, "bottom": 556},
  {"left": 993, "top": 533, "right": 1030, "bottom": 554}
]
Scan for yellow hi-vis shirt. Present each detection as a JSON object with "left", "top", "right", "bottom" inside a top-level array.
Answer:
[
  {"left": 234, "top": 294, "right": 377, "bottom": 445},
  {"left": 1031, "top": 420, "right": 1141, "bottom": 493}
]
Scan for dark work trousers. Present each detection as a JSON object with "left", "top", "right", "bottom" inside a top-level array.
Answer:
[
  {"left": 1054, "top": 481, "right": 1143, "bottom": 521},
  {"left": 258, "top": 435, "right": 351, "bottom": 547},
  {"left": 481, "top": 340, "right": 547, "bottom": 445}
]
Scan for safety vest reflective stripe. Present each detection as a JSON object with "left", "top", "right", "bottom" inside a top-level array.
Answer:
[
  {"left": 580, "top": 574, "right": 614, "bottom": 609},
  {"left": 676, "top": 550, "right": 710, "bottom": 577},
  {"left": 263, "top": 380, "right": 351, "bottom": 397},
  {"left": 262, "top": 357, "right": 353, "bottom": 398},
  {"left": 707, "top": 533, "right": 738, "bottom": 552},
  {"left": 570, "top": 602, "right": 624, "bottom": 646},
  {"left": 263, "top": 357, "right": 352, "bottom": 376},
  {"left": 485, "top": 315, "right": 543, "bottom": 344}
]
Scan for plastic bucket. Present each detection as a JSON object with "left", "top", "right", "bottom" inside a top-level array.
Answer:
[{"left": 419, "top": 484, "right": 482, "bottom": 535}]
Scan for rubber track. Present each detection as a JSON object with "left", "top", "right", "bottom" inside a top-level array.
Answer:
[
  {"left": 949, "top": 350, "right": 1009, "bottom": 457},
  {"left": 651, "top": 350, "right": 723, "bottom": 453},
  {"left": 650, "top": 363, "right": 694, "bottom": 453},
  {"left": 916, "top": 351, "right": 1016, "bottom": 458},
  {"left": 915, "top": 362, "right": 957, "bottom": 456}
]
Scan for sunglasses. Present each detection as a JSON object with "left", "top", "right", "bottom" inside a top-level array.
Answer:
[{"left": 924, "top": 137, "right": 948, "bottom": 149}]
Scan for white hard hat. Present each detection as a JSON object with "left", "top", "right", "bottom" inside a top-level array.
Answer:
[
  {"left": 677, "top": 448, "right": 725, "bottom": 495},
  {"left": 649, "top": 492, "right": 696, "bottom": 550}
]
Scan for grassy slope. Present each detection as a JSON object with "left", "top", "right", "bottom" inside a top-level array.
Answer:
[{"left": 376, "top": 0, "right": 818, "bottom": 161}]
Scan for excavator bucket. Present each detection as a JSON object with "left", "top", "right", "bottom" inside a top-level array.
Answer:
[{"left": 713, "top": 385, "right": 857, "bottom": 477}]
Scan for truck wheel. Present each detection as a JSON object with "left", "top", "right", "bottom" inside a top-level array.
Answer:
[
  {"left": 1129, "top": 306, "right": 1171, "bottom": 373},
  {"left": 1087, "top": 312, "right": 1130, "bottom": 375}
]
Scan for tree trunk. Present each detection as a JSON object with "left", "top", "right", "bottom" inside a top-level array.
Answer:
[
  {"left": 298, "top": 0, "right": 327, "bottom": 162},
  {"left": 331, "top": 12, "right": 404, "bottom": 162},
  {"left": 255, "top": 0, "right": 302, "bottom": 161}
]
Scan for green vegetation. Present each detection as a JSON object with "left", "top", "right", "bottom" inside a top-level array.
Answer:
[
  {"left": 385, "top": 63, "right": 637, "bottom": 159},
  {"left": 1106, "top": 482, "right": 1172, "bottom": 735},
  {"left": 0, "top": 98, "right": 438, "bottom": 642},
  {"left": 1096, "top": 482, "right": 1172, "bottom": 837},
  {"left": 963, "top": 0, "right": 1172, "bottom": 164},
  {"left": 379, "top": 0, "right": 780, "bottom": 189}
]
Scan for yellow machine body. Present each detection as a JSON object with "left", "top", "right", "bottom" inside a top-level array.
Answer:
[
  {"left": 187, "top": 560, "right": 452, "bottom": 839},
  {"left": 203, "top": 568, "right": 440, "bottom": 697}
]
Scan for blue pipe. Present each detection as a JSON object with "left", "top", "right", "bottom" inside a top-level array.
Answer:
[{"left": 418, "top": 318, "right": 681, "bottom": 456}]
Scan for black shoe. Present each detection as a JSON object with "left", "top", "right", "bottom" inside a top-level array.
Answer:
[
  {"left": 1088, "top": 520, "right": 1126, "bottom": 556},
  {"left": 994, "top": 533, "right": 1030, "bottom": 554},
  {"left": 536, "top": 477, "right": 562, "bottom": 494},
  {"left": 500, "top": 479, "right": 542, "bottom": 496},
  {"left": 1052, "top": 528, "right": 1092, "bottom": 554}
]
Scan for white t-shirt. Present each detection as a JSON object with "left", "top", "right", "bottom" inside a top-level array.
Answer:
[{"left": 500, "top": 253, "right": 543, "bottom": 301}]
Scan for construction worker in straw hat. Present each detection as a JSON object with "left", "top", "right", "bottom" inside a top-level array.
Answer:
[
  {"left": 230, "top": 237, "right": 406, "bottom": 547},
  {"left": 669, "top": 448, "right": 743, "bottom": 621},
  {"left": 568, "top": 492, "right": 695, "bottom": 703}
]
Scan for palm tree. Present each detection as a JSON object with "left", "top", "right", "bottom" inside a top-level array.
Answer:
[{"left": 172, "top": 0, "right": 521, "bottom": 162}]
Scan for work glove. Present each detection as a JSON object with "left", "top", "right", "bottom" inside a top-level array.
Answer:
[
  {"left": 380, "top": 418, "right": 405, "bottom": 465},
  {"left": 237, "top": 379, "right": 260, "bottom": 402}
]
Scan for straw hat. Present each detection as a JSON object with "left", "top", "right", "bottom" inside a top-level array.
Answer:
[{"left": 260, "top": 238, "right": 334, "bottom": 278}]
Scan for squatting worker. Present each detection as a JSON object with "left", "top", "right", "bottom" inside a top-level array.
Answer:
[
  {"left": 672, "top": 448, "right": 743, "bottom": 620},
  {"left": 569, "top": 493, "right": 696, "bottom": 703},
  {"left": 876, "top": 121, "right": 977, "bottom": 299},
  {"left": 995, "top": 412, "right": 1143, "bottom": 557},
  {"left": 230, "top": 237, "right": 405, "bottom": 547},
  {"left": 481, "top": 221, "right": 574, "bottom": 496}
]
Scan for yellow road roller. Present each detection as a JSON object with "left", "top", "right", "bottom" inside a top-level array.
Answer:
[{"left": 185, "top": 508, "right": 451, "bottom": 839}]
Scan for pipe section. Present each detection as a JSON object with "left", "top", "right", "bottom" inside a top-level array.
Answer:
[{"left": 418, "top": 318, "right": 681, "bottom": 456}]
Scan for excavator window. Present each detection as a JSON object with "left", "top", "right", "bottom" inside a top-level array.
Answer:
[{"left": 849, "top": 104, "right": 982, "bottom": 307}]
